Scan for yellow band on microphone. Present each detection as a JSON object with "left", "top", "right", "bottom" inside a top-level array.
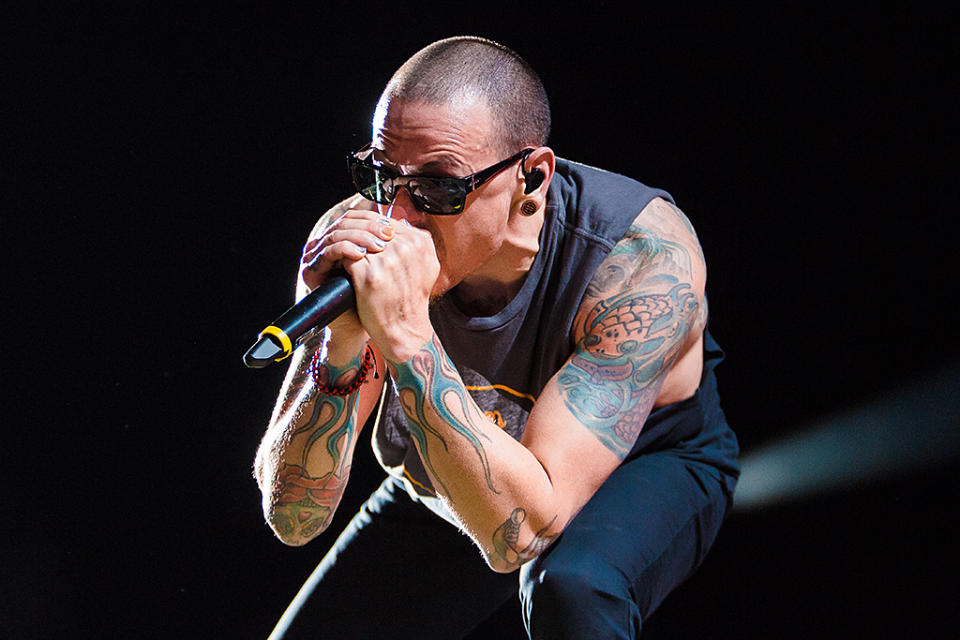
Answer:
[{"left": 259, "top": 325, "right": 293, "bottom": 361}]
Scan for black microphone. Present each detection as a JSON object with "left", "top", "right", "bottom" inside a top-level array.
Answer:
[{"left": 243, "top": 271, "right": 355, "bottom": 368}]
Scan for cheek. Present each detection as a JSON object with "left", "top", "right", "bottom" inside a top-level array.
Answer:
[
  {"left": 431, "top": 237, "right": 472, "bottom": 292},
  {"left": 430, "top": 203, "right": 505, "bottom": 284},
  {"left": 424, "top": 228, "right": 456, "bottom": 293}
]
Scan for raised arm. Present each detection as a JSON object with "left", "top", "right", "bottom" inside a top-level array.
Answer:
[
  {"left": 253, "top": 195, "right": 388, "bottom": 546},
  {"left": 381, "top": 197, "right": 707, "bottom": 571}
]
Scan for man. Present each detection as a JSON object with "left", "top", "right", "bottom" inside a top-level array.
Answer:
[{"left": 254, "top": 36, "right": 738, "bottom": 638}]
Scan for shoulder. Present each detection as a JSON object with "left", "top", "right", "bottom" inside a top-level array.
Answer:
[
  {"left": 611, "top": 197, "right": 704, "bottom": 274},
  {"left": 550, "top": 159, "right": 676, "bottom": 252}
]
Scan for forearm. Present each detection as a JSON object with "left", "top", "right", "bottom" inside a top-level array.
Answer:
[
  {"left": 387, "top": 333, "right": 561, "bottom": 572},
  {"left": 255, "top": 329, "right": 374, "bottom": 545}
]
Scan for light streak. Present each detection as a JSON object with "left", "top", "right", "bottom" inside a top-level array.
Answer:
[{"left": 734, "top": 362, "right": 960, "bottom": 510}]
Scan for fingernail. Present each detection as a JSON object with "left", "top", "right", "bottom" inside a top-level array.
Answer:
[
  {"left": 357, "top": 246, "right": 367, "bottom": 254},
  {"left": 382, "top": 226, "right": 395, "bottom": 239},
  {"left": 378, "top": 217, "right": 392, "bottom": 225},
  {"left": 402, "top": 219, "right": 412, "bottom": 227},
  {"left": 373, "top": 238, "right": 385, "bottom": 248}
]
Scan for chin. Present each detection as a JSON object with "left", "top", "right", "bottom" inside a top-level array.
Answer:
[
  {"left": 430, "top": 278, "right": 453, "bottom": 304},
  {"left": 430, "top": 269, "right": 465, "bottom": 304}
]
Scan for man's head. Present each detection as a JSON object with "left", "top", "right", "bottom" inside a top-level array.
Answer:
[
  {"left": 374, "top": 36, "right": 550, "bottom": 157},
  {"left": 361, "top": 37, "right": 556, "bottom": 297}
]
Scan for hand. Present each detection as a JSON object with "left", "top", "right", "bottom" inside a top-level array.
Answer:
[
  {"left": 344, "top": 219, "right": 441, "bottom": 363},
  {"left": 299, "top": 209, "right": 397, "bottom": 347}
]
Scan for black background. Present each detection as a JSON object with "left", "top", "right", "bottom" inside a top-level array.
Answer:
[{"left": 6, "top": 3, "right": 959, "bottom": 638}]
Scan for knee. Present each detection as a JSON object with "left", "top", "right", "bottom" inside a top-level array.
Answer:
[
  {"left": 520, "top": 556, "right": 640, "bottom": 638},
  {"left": 520, "top": 558, "right": 605, "bottom": 605}
]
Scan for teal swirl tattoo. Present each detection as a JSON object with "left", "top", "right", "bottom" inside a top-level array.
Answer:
[
  {"left": 608, "top": 223, "right": 692, "bottom": 274},
  {"left": 559, "top": 276, "right": 699, "bottom": 457},
  {"left": 389, "top": 335, "right": 499, "bottom": 495},
  {"left": 292, "top": 357, "right": 362, "bottom": 467}
]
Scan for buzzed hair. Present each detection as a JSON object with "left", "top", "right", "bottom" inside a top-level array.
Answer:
[{"left": 378, "top": 36, "right": 551, "bottom": 156}]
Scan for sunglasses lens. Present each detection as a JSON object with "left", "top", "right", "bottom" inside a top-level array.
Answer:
[
  {"left": 408, "top": 179, "right": 465, "bottom": 215},
  {"left": 350, "top": 159, "right": 393, "bottom": 205}
]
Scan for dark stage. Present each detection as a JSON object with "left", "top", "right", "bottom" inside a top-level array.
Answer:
[{"left": 6, "top": 4, "right": 958, "bottom": 638}]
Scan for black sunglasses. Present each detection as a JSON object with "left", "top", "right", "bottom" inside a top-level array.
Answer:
[{"left": 347, "top": 144, "right": 533, "bottom": 215}]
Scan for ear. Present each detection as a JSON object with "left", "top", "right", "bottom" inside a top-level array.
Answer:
[{"left": 520, "top": 147, "right": 556, "bottom": 197}]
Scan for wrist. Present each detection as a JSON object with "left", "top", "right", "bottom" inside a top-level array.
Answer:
[
  {"left": 379, "top": 324, "right": 434, "bottom": 364},
  {"left": 309, "top": 344, "right": 376, "bottom": 397},
  {"left": 321, "top": 327, "right": 370, "bottom": 369}
]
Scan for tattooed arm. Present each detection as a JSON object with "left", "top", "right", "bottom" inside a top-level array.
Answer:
[
  {"left": 254, "top": 195, "right": 387, "bottom": 546},
  {"left": 387, "top": 197, "right": 707, "bottom": 572}
]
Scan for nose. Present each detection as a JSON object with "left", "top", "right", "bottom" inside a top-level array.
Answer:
[{"left": 385, "top": 186, "right": 427, "bottom": 227}]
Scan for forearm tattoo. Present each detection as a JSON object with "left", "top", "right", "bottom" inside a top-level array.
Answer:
[
  {"left": 559, "top": 223, "right": 701, "bottom": 458},
  {"left": 268, "top": 462, "right": 349, "bottom": 539},
  {"left": 389, "top": 334, "right": 499, "bottom": 496},
  {"left": 268, "top": 350, "right": 363, "bottom": 541}
]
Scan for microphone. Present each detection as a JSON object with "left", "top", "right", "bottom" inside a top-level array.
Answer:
[{"left": 243, "top": 271, "right": 355, "bottom": 368}]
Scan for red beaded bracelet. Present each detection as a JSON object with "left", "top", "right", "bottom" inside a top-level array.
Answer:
[{"left": 308, "top": 345, "right": 376, "bottom": 397}]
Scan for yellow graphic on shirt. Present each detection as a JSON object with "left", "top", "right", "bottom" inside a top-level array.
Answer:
[
  {"left": 402, "top": 468, "right": 436, "bottom": 496},
  {"left": 465, "top": 384, "right": 537, "bottom": 405},
  {"left": 484, "top": 410, "right": 506, "bottom": 429}
]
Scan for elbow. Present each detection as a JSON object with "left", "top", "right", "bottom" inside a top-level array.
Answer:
[
  {"left": 254, "top": 452, "right": 343, "bottom": 546},
  {"left": 275, "top": 532, "right": 312, "bottom": 548},
  {"left": 264, "top": 502, "right": 334, "bottom": 547},
  {"left": 482, "top": 510, "right": 563, "bottom": 573},
  {"left": 487, "top": 557, "right": 523, "bottom": 574},
  {"left": 274, "top": 532, "right": 317, "bottom": 548},
  {"left": 482, "top": 542, "right": 545, "bottom": 574},
  {"left": 272, "top": 522, "right": 324, "bottom": 547}
]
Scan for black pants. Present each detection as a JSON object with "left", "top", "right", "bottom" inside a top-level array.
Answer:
[{"left": 269, "top": 448, "right": 734, "bottom": 639}]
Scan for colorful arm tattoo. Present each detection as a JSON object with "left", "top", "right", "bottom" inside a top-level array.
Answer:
[
  {"left": 388, "top": 334, "right": 499, "bottom": 496},
  {"left": 558, "top": 221, "right": 702, "bottom": 458},
  {"left": 268, "top": 462, "right": 348, "bottom": 540},
  {"left": 266, "top": 351, "right": 363, "bottom": 542}
]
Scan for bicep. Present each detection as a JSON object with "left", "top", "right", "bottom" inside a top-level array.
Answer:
[
  {"left": 520, "top": 319, "right": 679, "bottom": 520},
  {"left": 521, "top": 201, "right": 706, "bottom": 520}
]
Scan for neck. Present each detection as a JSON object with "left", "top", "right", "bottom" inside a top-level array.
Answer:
[{"left": 452, "top": 207, "right": 543, "bottom": 316}]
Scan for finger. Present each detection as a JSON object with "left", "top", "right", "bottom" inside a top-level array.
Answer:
[
  {"left": 343, "top": 212, "right": 397, "bottom": 241},
  {"left": 307, "top": 241, "right": 368, "bottom": 271},
  {"left": 320, "top": 228, "right": 393, "bottom": 255},
  {"left": 307, "top": 217, "right": 395, "bottom": 258},
  {"left": 335, "top": 210, "right": 397, "bottom": 236},
  {"left": 302, "top": 230, "right": 389, "bottom": 271}
]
